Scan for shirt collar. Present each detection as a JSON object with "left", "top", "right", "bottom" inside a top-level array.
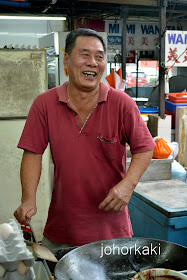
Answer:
[
  {"left": 57, "top": 81, "right": 69, "bottom": 103},
  {"left": 57, "top": 81, "right": 110, "bottom": 104}
]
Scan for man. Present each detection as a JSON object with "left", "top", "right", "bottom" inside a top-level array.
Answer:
[{"left": 14, "top": 28, "right": 155, "bottom": 249}]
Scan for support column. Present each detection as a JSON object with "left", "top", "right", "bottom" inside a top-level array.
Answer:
[
  {"left": 121, "top": 4, "right": 128, "bottom": 80},
  {"left": 159, "top": 0, "right": 168, "bottom": 118}
]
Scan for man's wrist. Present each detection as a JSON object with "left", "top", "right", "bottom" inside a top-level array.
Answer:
[{"left": 21, "top": 196, "right": 36, "bottom": 204}]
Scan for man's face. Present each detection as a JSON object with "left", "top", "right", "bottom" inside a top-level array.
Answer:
[{"left": 64, "top": 36, "right": 106, "bottom": 92}]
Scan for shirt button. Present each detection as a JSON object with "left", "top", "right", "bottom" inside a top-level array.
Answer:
[
  {"left": 77, "top": 124, "right": 81, "bottom": 127},
  {"left": 74, "top": 113, "right": 77, "bottom": 116}
]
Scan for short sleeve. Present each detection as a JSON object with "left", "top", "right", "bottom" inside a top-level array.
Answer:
[
  {"left": 17, "top": 96, "right": 49, "bottom": 154},
  {"left": 123, "top": 101, "right": 156, "bottom": 155}
]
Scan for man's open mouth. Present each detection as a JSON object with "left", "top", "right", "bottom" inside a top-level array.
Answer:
[{"left": 83, "top": 71, "right": 96, "bottom": 78}]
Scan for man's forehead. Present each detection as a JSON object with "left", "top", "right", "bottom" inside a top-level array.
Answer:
[{"left": 75, "top": 36, "right": 104, "bottom": 50}]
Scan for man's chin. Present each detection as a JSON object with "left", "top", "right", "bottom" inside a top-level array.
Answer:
[{"left": 79, "top": 81, "right": 100, "bottom": 91}]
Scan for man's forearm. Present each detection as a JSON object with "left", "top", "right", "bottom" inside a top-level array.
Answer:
[
  {"left": 21, "top": 150, "right": 42, "bottom": 202},
  {"left": 14, "top": 150, "right": 42, "bottom": 224},
  {"left": 124, "top": 149, "right": 154, "bottom": 189}
]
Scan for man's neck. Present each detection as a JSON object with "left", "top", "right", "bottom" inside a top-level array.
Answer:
[
  {"left": 67, "top": 83, "right": 100, "bottom": 125},
  {"left": 67, "top": 83, "right": 100, "bottom": 108}
]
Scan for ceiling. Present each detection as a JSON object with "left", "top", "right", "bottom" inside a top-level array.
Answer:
[{"left": 0, "top": 0, "right": 187, "bottom": 24}]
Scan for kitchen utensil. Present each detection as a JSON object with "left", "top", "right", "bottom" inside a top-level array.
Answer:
[
  {"left": 54, "top": 237, "right": 187, "bottom": 280},
  {"left": 25, "top": 240, "right": 58, "bottom": 262},
  {"left": 132, "top": 268, "right": 187, "bottom": 280},
  {"left": 128, "top": 255, "right": 187, "bottom": 279},
  {"left": 26, "top": 219, "right": 56, "bottom": 280},
  {"left": 26, "top": 219, "right": 58, "bottom": 263}
]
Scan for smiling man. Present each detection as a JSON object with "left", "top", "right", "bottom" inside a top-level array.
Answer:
[{"left": 14, "top": 29, "right": 155, "bottom": 250}]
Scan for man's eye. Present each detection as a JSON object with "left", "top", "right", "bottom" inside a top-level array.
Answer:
[{"left": 96, "top": 55, "right": 104, "bottom": 60}]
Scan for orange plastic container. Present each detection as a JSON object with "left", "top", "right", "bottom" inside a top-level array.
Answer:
[{"left": 168, "top": 92, "right": 187, "bottom": 103}]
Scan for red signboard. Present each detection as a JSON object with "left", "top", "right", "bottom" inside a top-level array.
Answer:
[
  {"left": 126, "top": 51, "right": 135, "bottom": 63},
  {"left": 76, "top": 18, "right": 105, "bottom": 32}
]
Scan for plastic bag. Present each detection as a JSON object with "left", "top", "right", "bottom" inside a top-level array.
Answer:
[
  {"left": 168, "top": 142, "right": 179, "bottom": 159},
  {"left": 153, "top": 137, "right": 172, "bottom": 159}
]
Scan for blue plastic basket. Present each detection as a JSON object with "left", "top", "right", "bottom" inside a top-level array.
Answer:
[
  {"left": 165, "top": 99, "right": 187, "bottom": 114},
  {"left": 138, "top": 107, "right": 158, "bottom": 114}
]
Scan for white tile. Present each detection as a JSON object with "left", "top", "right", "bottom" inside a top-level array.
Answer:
[
  {"left": 157, "top": 127, "right": 171, "bottom": 143},
  {"left": 158, "top": 115, "right": 172, "bottom": 128}
]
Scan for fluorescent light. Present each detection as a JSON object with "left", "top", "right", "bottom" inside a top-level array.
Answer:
[{"left": 0, "top": 15, "right": 66, "bottom": 20}]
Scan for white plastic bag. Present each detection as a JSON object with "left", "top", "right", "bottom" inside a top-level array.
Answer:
[{"left": 168, "top": 142, "right": 179, "bottom": 159}]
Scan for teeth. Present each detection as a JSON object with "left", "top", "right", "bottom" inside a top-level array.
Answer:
[{"left": 83, "top": 72, "right": 96, "bottom": 77}]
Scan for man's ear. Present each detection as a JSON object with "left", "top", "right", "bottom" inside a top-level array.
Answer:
[{"left": 64, "top": 53, "right": 69, "bottom": 69}]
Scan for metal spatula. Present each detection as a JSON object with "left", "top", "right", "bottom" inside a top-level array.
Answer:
[
  {"left": 26, "top": 219, "right": 58, "bottom": 263},
  {"left": 26, "top": 219, "right": 57, "bottom": 279}
]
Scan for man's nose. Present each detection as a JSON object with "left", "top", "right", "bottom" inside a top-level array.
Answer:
[{"left": 87, "top": 55, "right": 97, "bottom": 66}]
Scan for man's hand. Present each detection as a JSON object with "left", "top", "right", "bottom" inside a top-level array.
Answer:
[
  {"left": 14, "top": 200, "right": 37, "bottom": 225},
  {"left": 98, "top": 181, "right": 133, "bottom": 213},
  {"left": 99, "top": 149, "right": 154, "bottom": 213}
]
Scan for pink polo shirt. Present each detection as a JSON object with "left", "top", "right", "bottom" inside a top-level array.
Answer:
[{"left": 18, "top": 81, "right": 155, "bottom": 246}]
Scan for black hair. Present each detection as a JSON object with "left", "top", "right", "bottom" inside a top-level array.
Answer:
[{"left": 65, "top": 28, "right": 106, "bottom": 55}]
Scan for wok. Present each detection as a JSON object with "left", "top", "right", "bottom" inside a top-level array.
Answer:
[{"left": 54, "top": 238, "right": 187, "bottom": 280}]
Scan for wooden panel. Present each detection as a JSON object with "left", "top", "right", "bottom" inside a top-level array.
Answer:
[
  {"left": 0, "top": 49, "right": 47, "bottom": 118},
  {"left": 176, "top": 107, "right": 187, "bottom": 167},
  {"left": 73, "top": 0, "right": 157, "bottom": 6}
]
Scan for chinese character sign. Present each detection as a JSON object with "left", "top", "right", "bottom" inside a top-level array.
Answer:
[
  {"left": 105, "top": 20, "right": 184, "bottom": 51},
  {"left": 165, "top": 31, "right": 187, "bottom": 67}
]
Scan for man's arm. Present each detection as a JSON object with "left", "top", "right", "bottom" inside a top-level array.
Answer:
[
  {"left": 14, "top": 150, "right": 42, "bottom": 225},
  {"left": 99, "top": 149, "right": 154, "bottom": 213}
]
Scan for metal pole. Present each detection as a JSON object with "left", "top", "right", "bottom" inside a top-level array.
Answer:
[
  {"left": 136, "top": 53, "right": 139, "bottom": 100},
  {"left": 121, "top": 4, "right": 128, "bottom": 80},
  {"left": 159, "top": 0, "right": 168, "bottom": 118}
]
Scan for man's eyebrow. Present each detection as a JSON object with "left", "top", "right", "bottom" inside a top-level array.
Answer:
[
  {"left": 97, "top": 50, "right": 105, "bottom": 55},
  {"left": 79, "top": 49, "right": 105, "bottom": 55},
  {"left": 79, "top": 48, "right": 89, "bottom": 52}
]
